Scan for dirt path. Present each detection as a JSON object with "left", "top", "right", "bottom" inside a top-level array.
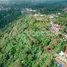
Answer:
[
  {"left": 35, "top": 46, "right": 67, "bottom": 67},
  {"left": 24, "top": 21, "right": 67, "bottom": 67},
  {"left": 34, "top": 52, "right": 45, "bottom": 67},
  {"left": 48, "top": 50, "right": 67, "bottom": 67},
  {"left": 43, "top": 44, "right": 67, "bottom": 67}
]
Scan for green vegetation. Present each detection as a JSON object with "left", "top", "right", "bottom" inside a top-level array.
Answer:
[
  {"left": 0, "top": 13, "right": 66, "bottom": 67},
  {"left": 55, "top": 13, "right": 67, "bottom": 34}
]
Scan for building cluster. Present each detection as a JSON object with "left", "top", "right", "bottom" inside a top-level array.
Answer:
[
  {"left": 0, "top": 7, "right": 10, "bottom": 11},
  {"left": 21, "top": 8, "right": 37, "bottom": 14},
  {"left": 59, "top": 51, "right": 67, "bottom": 58},
  {"left": 49, "top": 13, "right": 64, "bottom": 35}
]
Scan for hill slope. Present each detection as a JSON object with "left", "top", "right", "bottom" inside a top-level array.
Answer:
[{"left": 0, "top": 14, "right": 66, "bottom": 67}]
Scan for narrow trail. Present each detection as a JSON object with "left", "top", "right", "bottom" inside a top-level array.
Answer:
[
  {"left": 45, "top": 47, "right": 67, "bottom": 67},
  {"left": 24, "top": 16, "right": 67, "bottom": 67},
  {"left": 34, "top": 52, "right": 45, "bottom": 67},
  {"left": 49, "top": 15, "right": 67, "bottom": 66},
  {"left": 35, "top": 45, "right": 67, "bottom": 67}
]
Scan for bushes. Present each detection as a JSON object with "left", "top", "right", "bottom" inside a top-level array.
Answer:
[
  {"left": 37, "top": 52, "right": 56, "bottom": 67},
  {"left": 55, "top": 42, "right": 64, "bottom": 53},
  {"left": 19, "top": 43, "right": 43, "bottom": 67},
  {"left": 50, "top": 59, "right": 58, "bottom": 67},
  {"left": 31, "top": 30, "right": 51, "bottom": 46},
  {"left": 0, "top": 14, "right": 65, "bottom": 67}
]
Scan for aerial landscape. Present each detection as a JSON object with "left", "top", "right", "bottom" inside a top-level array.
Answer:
[{"left": 0, "top": 0, "right": 67, "bottom": 67}]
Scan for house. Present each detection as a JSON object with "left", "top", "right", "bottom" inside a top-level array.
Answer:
[
  {"left": 59, "top": 51, "right": 64, "bottom": 56},
  {"left": 59, "top": 46, "right": 67, "bottom": 58},
  {"left": 34, "top": 14, "right": 39, "bottom": 16},
  {"left": 50, "top": 15, "right": 54, "bottom": 19},
  {"left": 58, "top": 13, "right": 61, "bottom": 15}
]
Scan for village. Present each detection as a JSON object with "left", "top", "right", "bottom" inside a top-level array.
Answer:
[
  {"left": 0, "top": 1, "right": 67, "bottom": 67},
  {"left": 24, "top": 10, "right": 67, "bottom": 67},
  {"left": 32, "top": 12, "right": 67, "bottom": 67}
]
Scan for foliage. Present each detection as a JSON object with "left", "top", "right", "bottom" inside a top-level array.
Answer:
[{"left": 0, "top": 14, "right": 65, "bottom": 67}]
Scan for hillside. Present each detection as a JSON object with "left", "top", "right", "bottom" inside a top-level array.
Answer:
[{"left": 0, "top": 13, "right": 67, "bottom": 67}]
